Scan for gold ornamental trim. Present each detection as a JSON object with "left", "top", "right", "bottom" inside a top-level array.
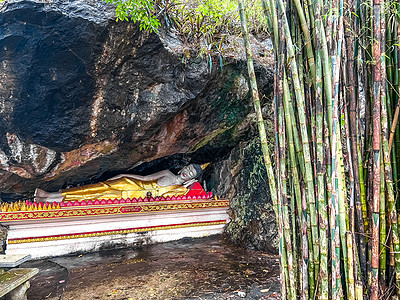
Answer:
[
  {"left": 0, "top": 200, "right": 229, "bottom": 222},
  {"left": 8, "top": 220, "right": 227, "bottom": 244}
]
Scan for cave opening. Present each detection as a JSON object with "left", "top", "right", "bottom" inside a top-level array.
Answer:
[{"left": 97, "top": 145, "right": 234, "bottom": 194}]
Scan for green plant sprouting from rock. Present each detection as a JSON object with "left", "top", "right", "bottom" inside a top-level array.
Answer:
[
  {"left": 103, "top": 0, "right": 161, "bottom": 32},
  {"left": 103, "top": 0, "right": 268, "bottom": 58}
]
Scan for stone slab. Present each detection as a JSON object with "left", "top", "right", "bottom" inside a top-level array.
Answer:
[
  {"left": 0, "top": 255, "right": 31, "bottom": 268},
  {"left": 0, "top": 268, "right": 38, "bottom": 298}
]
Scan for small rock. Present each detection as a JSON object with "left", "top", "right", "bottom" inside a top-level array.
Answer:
[{"left": 238, "top": 291, "right": 246, "bottom": 297}]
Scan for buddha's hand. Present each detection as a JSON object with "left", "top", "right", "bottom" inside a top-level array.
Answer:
[{"left": 183, "top": 179, "right": 197, "bottom": 188}]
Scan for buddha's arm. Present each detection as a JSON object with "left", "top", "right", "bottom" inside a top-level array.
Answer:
[{"left": 108, "top": 170, "right": 175, "bottom": 182}]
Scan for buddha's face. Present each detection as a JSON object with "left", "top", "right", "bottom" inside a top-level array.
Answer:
[{"left": 178, "top": 164, "right": 197, "bottom": 181}]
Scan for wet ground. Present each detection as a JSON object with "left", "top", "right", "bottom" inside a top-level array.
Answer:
[{"left": 20, "top": 235, "right": 280, "bottom": 300}]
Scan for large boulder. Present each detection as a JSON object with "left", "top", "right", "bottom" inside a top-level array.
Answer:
[{"left": 0, "top": 0, "right": 275, "bottom": 250}]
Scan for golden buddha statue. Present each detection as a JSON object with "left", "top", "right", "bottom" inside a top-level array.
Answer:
[{"left": 34, "top": 163, "right": 209, "bottom": 203}]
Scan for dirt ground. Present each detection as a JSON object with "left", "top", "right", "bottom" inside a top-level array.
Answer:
[{"left": 21, "top": 235, "right": 280, "bottom": 300}]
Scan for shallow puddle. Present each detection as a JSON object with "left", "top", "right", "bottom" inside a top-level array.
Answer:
[{"left": 22, "top": 235, "right": 280, "bottom": 299}]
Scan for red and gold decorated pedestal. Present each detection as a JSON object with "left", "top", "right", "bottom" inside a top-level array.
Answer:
[{"left": 0, "top": 190, "right": 230, "bottom": 259}]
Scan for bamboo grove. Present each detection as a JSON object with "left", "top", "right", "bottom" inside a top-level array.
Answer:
[{"left": 237, "top": 0, "right": 400, "bottom": 298}]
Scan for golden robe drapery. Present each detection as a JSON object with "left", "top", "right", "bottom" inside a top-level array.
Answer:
[{"left": 61, "top": 177, "right": 189, "bottom": 202}]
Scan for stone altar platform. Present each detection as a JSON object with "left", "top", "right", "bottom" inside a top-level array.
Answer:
[{"left": 0, "top": 191, "right": 230, "bottom": 259}]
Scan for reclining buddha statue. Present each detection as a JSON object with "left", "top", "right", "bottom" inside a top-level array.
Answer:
[{"left": 34, "top": 163, "right": 210, "bottom": 203}]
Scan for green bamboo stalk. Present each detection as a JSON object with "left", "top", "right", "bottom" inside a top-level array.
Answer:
[
  {"left": 394, "top": 18, "right": 399, "bottom": 91},
  {"left": 306, "top": 191, "right": 315, "bottom": 298},
  {"left": 342, "top": 63, "right": 361, "bottom": 298},
  {"left": 275, "top": 3, "right": 320, "bottom": 295},
  {"left": 307, "top": 87, "right": 317, "bottom": 192},
  {"left": 371, "top": 0, "right": 382, "bottom": 296},
  {"left": 287, "top": 76, "right": 315, "bottom": 295},
  {"left": 344, "top": 0, "right": 367, "bottom": 283},
  {"left": 288, "top": 94, "right": 306, "bottom": 179},
  {"left": 277, "top": 62, "right": 296, "bottom": 299},
  {"left": 306, "top": 0, "right": 316, "bottom": 43},
  {"left": 395, "top": 21, "right": 400, "bottom": 207},
  {"left": 237, "top": 0, "right": 277, "bottom": 222},
  {"left": 259, "top": 0, "right": 400, "bottom": 297},
  {"left": 330, "top": 0, "right": 345, "bottom": 295},
  {"left": 358, "top": 140, "right": 368, "bottom": 232},
  {"left": 292, "top": 0, "right": 316, "bottom": 87},
  {"left": 276, "top": 96, "right": 291, "bottom": 299},
  {"left": 279, "top": 111, "right": 296, "bottom": 300},
  {"left": 283, "top": 52, "right": 312, "bottom": 295},
  {"left": 387, "top": 49, "right": 399, "bottom": 206},
  {"left": 332, "top": 127, "right": 343, "bottom": 300},
  {"left": 261, "top": 0, "right": 278, "bottom": 52},
  {"left": 354, "top": 55, "right": 368, "bottom": 240},
  {"left": 356, "top": 8, "right": 369, "bottom": 230},
  {"left": 338, "top": 126, "right": 355, "bottom": 299},
  {"left": 379, "top": 148, "right": 386, "bottom": 281},
  {"left": 314, "top": 19, "right": 329, "bottom": 299},
  {"left": 287, "top": 54, "right": 315, "bottom": 299},
  {"left": 283, "top": 72, "right": 304, "bottom": 295},
  {"left": 237, "top": 1, "right": 292, "bottom": 297},
  {"left": 337, "top": 69, "right": 354, "bottom": 297},
  {"left": 301, "top": 186, "right": 310, "bottom": 300},
  {"left": 325, "top": 0, "right": 335, "bottom": 55},
  {"left": 280, "top": 204, "right": 289, "bottom": 299},
  {"left": 380, "top": 34, "right": 400, "bottom": 295},
  {"left": 378, "top": 4, "right": 387, "bottom": 289},
  {"left": 315, "top": 0, "right": 333, "bottom": 137},
  {"left": 275, "top": 12, "right": 294, "bottom": 299},
  {"left": 389, "top": 235, "right": 395, "bottom": 288},
  {"left": 324, "top": 106, "right": 335, "bottom": 298},
  {"left": 290, "top": 180, "right": 299, "bottom": 291},
  {"left": 261, "top": 0, "right": 306, "bottom": 179}
]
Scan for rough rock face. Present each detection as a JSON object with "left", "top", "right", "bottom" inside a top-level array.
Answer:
[
  {"left": 209, "top": 125, "right": 277, "bottom": 252},
  {"left": 0, "top": 0, "right": 275, "bottom": 250}
]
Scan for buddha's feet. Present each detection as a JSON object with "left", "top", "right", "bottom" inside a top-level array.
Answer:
[
  {"left": 34, "top": 188, "right": 50, "bottom": 203},
  {"left": 34, "top": 188, "right": 64, "bottom": 203}
]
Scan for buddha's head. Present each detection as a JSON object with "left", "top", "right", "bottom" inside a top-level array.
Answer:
[
  {"left": 178, "top": 164, "right": 199, "bottom": 182},
  {"left": 178, "top": 163, "right": 209, "bottom": 182}
]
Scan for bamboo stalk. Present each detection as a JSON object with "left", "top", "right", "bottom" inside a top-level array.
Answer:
[
  {"left": 323, "top": 101, "right": 335, "bottom": 299},
  {"left": 330, "top": 0, "right": 345, "bottom": 295},
  {"left": 237, "top": 0, "right": 277, "bottom": 219},
  {"left": 371, "top": 0, "right": 382, "bottom": 296},
  {"left": 389, "top": 19, "right": 400, "bottom": 153},
  {"left": 386, "top": 21, "right": 399, "bottom": 208},
  {"left": 389, "top": 99, "right": 400, "bottom": 152},
  {"left": 290, "top": 181, "right": 299, "bottom": 291},
  {"left": 342, "top": 60, "right": 361, "bottom": 297},
  {"left": 314, "top": 19, "right": 329, "bottom": 299},
  {"left": 344, "top": 0, "right": 367, "bottom": 284},
  {"left": 380, "top": 33, "right": 400, "bottom": 295},
  {"left": 315, "top": 0, "right": 333, "bottom": 137},
  {"left": 277, "top": 53, "right": 296, "bottom": 299},
  {"left": 301, "top": 186, "right": 309, "bottom": 300},
  {"left": 283, "top": 71, "right": 304, "bottom": 296},
  {"left": 261, "top": 0, "right": 306, "bottom": 179},
  {"left": 379, "top": 149, "right": 386, "bottom": 282},
  {"left": 378, "top": 2, "right": 387, "bottom": 290},
  {"left": 292, "top": 0, "right": 316, "bottom": 86},
  {"left": 275, "top": 2, "right": 320, "bottom": 291},
  {"left": 395, "top": 21, "right": 400, "bottom": 208},
  {"left": 237, "top": 0, "right": 292, "bottom": 297},
  {"left": 338, "top": 120, "right": 355, "bottom": 299},
  {"left": 254, "top": 0, "right": 400, "bottom": 297}
]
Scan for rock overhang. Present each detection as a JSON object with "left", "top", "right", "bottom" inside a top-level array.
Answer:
[{"left": 0, "top": 0, "right": 273, "bottom": 202}]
